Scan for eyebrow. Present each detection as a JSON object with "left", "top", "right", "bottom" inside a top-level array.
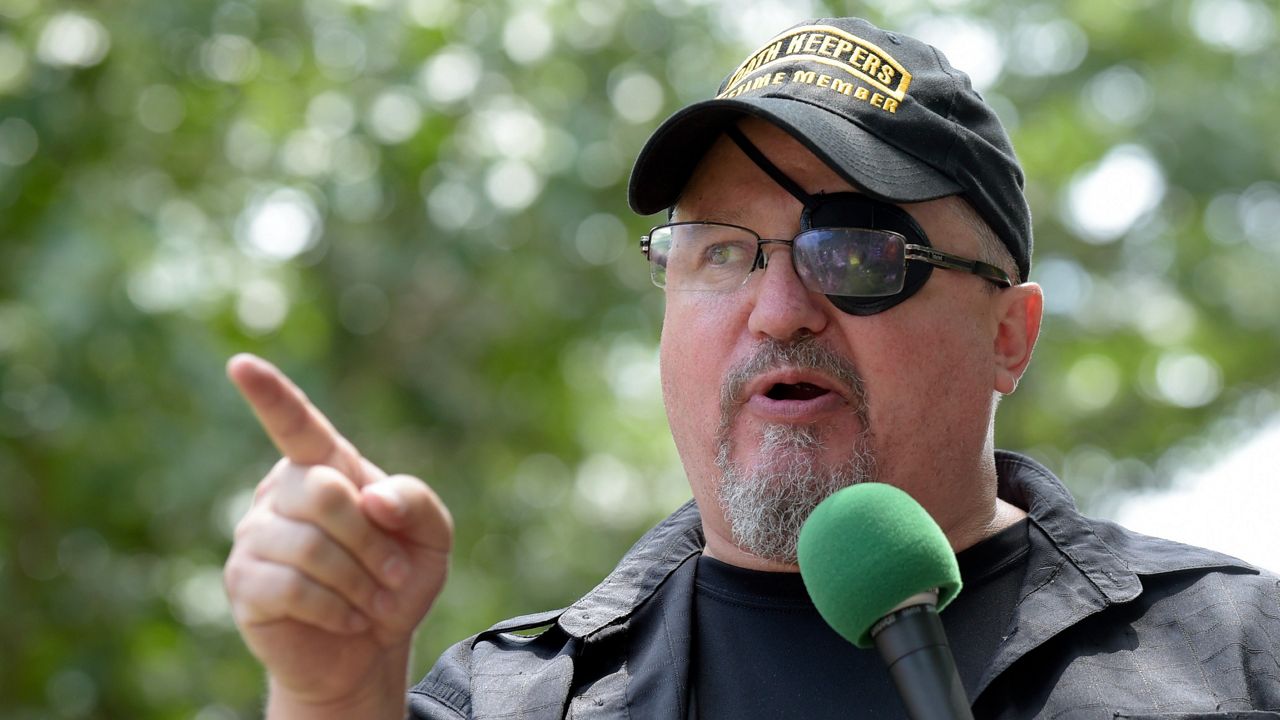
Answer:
[{"left": 671, "top": 205, "right": 752, "bottom": 226}]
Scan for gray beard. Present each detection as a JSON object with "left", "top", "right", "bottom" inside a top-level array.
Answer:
[{"left": 713, "top": 335, "right": 876, "bottom": 564}]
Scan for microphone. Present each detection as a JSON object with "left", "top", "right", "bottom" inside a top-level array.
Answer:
[{"left": 797, "top": 483, "right": 973, "bottom": 720}]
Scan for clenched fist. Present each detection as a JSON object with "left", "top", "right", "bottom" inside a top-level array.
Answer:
[{"left": 223, "top": 354, "right": 453, "bottom": 719}]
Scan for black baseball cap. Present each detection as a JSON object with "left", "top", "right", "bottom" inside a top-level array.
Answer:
[{"left": 628, "top": 17, "right": 1032, "bottom": 281}]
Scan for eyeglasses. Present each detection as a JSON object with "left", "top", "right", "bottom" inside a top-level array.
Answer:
[
  {"left": 644, "top": 126, "right": 1016, "bottom": 316},
  {"left": 640, "top": 221, "right": 1012, "bottom": 298}
]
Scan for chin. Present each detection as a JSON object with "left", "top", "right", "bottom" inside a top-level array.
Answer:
[{"left": 712, "top": 421, "right": 877, "bottom": 563}]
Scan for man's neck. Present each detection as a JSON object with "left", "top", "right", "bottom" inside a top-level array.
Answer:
[
  {"left": 700, "top": 498, "right": 1027, "bottom": 573},
  {"left": 943, "top": 497, "right": 1027, "bottom": 553},
  {"left": 701, "top": 524, "right": 803, "bottom": 573}
]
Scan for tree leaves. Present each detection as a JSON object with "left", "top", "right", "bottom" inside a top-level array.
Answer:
[{"left": 1, "top": 0, "right": 1276, "bottom": 715}]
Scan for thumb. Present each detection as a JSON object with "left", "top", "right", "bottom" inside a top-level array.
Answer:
[{"left": 361, "top": 474, "right": 454, "bottom": 553}]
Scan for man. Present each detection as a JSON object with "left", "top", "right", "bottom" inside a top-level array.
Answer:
[{"left": 223, "top": 16, "right": 1280, "bottom": 719}]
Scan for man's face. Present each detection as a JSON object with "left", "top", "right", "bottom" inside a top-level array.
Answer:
[{"left": 659, "top": 119, "right": 1011, "bottom": 567}]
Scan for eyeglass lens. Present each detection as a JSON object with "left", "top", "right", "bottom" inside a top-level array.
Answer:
[
  {"left": 793, "top": 228, "right": 906, "bottom": 297},
  {"left": 647, "top": 223, "right": 909, "bottom": 298}
]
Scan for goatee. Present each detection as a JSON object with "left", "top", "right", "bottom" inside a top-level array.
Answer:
[{"left": 714, "top": 335, "right": 876, "bottom": 564}]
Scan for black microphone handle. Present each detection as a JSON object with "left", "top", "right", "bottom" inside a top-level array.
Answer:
[{"left": 871, "top": 603, "right": 974, "bottom": 720}]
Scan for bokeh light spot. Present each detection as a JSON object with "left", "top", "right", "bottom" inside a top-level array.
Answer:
[
  {"left": 0, "top": 117, "right": 38, "bottom": 166},
  {"left": 573, "top": 453, "right": 647, "bottom": 526},
  {"left": 604, "top": 337, "right": 660, "bottom": 404},
  {"left": 715, "top": 1, "right": 816, "bottom": 47},
  {"left": 609, "top": 69, "right": 664, "bottom": 124},
  {"left": 236, "top": 187, "right": 322, "bottom": 262},
  {"left": 1082, "top": 66, "right": 1153, "bottom": 127},
  {"left": 36, "top": 12, "right": 110, "bottom": 68},
  {"left": 576, "top": 141, "right": 624, "bottom": 188},
  {"left": 314, "top": 24, "right": 367, "bottom": 79},
  {"left": 425, "top": 179, "right": 478, "bottom": 230},
  {"left": 574, "top": 213, "right": 627, "bottom": 266},
  {"left": 512, "top": 453, "right": 571, "bottom": 510},
  {"left": 419, "top": 46, "right": 483, "bottom": 105},
  {"left": 171, "top": 564, "right": 233, "bottom": 627},
  {"left": 1064, "top": 145, "right": 1166, "bottom": 244},
  {"left": 367, "top": 88, "right": 424, "bottom": 144},
  {"left": 334, "top": 177, "right": 384, "bottom": 222},
  {"left": 1065, "top": 354, "right": 1122, "bottom": 413},
  {"left": 1037, "top": 257, "right": 1094, "bottom": 316},
  {"left": 1153, "top": 351, "right": 1223, "bottom": 408},
  {"left": 485, "top": 159, "right": 541, "bottom": 212},
  {"left": 307, "top": 91, "right": 357, "bottom": 139},
  {"left": 1190, "top": 0, "right": 1275, "bottom": 53},
  {"left": 201, "top": 34, "right": 260, "bottom": 84},
  {"left": 331, "top": 136, "right": 380, "bottom": 184},
  {"left": 503, "top": 11, "right": 554, "bottom": 65},
  {"left": 281, "top": 128, "right": 333, "bottom": 177},
  {"left": 1132, "top": 282, "right": 1197, "bottom": 346},
  {"left": 470, "top": 102, "right": 546, "bottom": 160},
  {"left": 136, "top": 85, "right": 186, "bottom": 134},
  {"left": 1010, "top": 18, "right": 1088, "bottom": 77},
  {"left": 1203, "top": 191, "right": 1245, "bottom": 246},
  {"left": 235, "top": 277, "right": 289, "bottom": 335},
  {"left": 224, "top": 119, "right": 274, "bottom": 172},
  {"left": 1239, "top": 181, "right": 1280, "bottom": 253},
  {"left": 910, "top": 16, "right": 1003, "bottom": 90}
]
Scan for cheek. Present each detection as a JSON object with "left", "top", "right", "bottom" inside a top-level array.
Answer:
[
  {"left": 659, "top": 296, "right": 743, "bottom": 437},
  {"left": 659, "top": 301, "right": 722, "bottom": 498},
  {"left": 856, "top": 302, "right": 993, "bottom": 438}
]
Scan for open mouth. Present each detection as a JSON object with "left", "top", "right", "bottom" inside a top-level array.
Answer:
[{"left": 764, "top": 382, "right": 831, "bottom": 401}]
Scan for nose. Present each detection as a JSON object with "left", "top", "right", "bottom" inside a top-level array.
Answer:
[{"left": 746, "top": 243, "right": 829, "bottom": 340}]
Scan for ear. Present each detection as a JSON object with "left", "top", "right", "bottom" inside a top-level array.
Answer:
[{"left": 992, "top": 282, "right": 1043, "bottom": 395}]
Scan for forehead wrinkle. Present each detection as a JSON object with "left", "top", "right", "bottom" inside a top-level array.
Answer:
[
  {"left": 670, "top": 190, "right": 766, "bottom": 227},
  {"left": 691, "top": 206, "right": 753, "bottom": 226},
  {"left": 673, "top": 176, "right": 805, "bottom": 229}
]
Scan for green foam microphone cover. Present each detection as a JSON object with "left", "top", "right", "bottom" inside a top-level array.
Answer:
[{"left": 797, "top": 483, "right": 962, "bottom": 649}]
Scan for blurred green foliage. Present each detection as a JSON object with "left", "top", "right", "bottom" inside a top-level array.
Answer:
[{"left": 1, "top": 0, "right": 1277, "bottom": 716}]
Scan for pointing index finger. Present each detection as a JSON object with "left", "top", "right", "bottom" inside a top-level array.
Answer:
[{"left": 226, "top": 353, "right": 369, "bottom": 484}]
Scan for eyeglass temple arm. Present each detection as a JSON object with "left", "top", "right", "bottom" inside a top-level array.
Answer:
[{"left": 905, "top": 245, "right": 1012, "bottom": 287}]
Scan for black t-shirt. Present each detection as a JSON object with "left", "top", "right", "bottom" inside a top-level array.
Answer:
[{"left": 691, "top": 518, "right": 1030, "bottom": 719}]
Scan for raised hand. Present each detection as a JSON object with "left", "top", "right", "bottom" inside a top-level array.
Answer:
[{"left": 222, "top": 353, "right": 453, "bottom": 719}]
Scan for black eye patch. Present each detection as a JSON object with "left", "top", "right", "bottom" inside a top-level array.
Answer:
[
  {"left": 800, "top": 192, "right": 936, "bottom": 316},
  {"left": 720, "top": 126, "right": 942, "bottom": 316}
]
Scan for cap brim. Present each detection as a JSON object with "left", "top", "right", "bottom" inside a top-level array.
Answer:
[{"left": 627, "top": 96, "right": 962, "bottom": 215}]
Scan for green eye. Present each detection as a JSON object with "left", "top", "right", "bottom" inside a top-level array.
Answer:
[{"left": 706, "top": 242, "right": 747, "bottom": 267}]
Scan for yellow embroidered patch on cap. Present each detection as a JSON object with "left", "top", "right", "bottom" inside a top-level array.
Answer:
[{"left": 716, "top": 25, "right": 912, "bottom": 113}]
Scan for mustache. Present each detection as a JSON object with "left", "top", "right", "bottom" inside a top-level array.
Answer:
[{"left": 718, "top": 333, "right": 870, "bottom": 424}]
